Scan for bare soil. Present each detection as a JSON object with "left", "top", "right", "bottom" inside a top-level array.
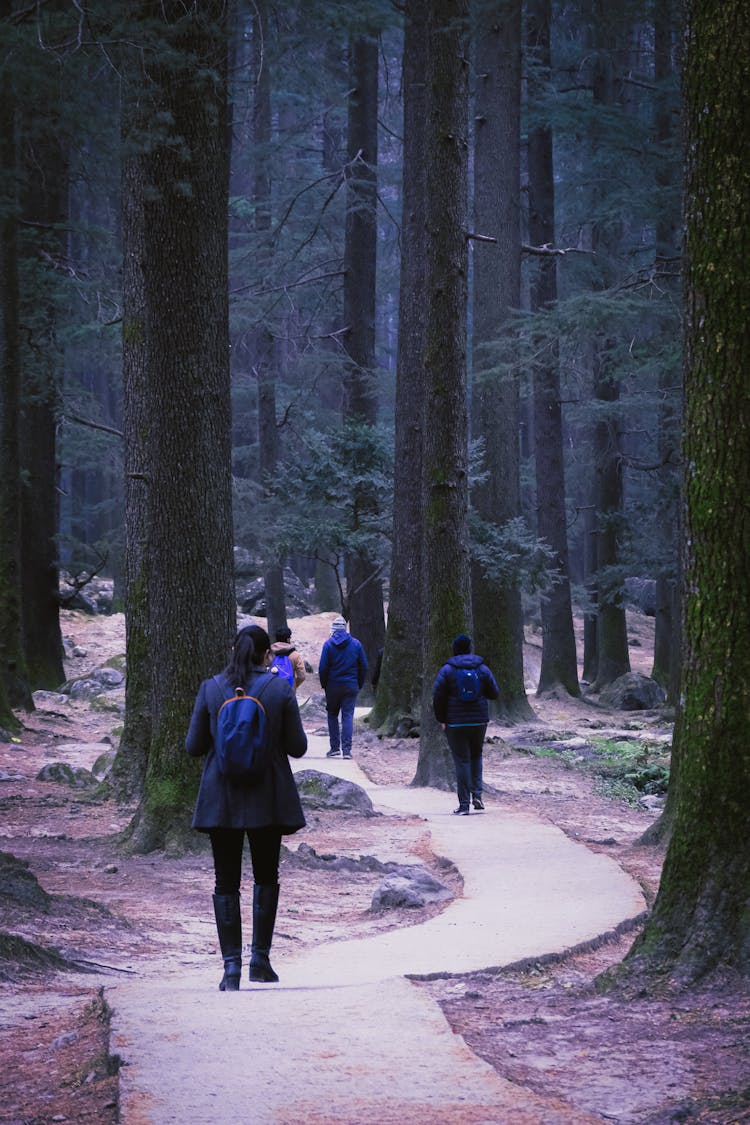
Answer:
[{"left": 0, "top": 609, "right": 748, "bottom": 1124}]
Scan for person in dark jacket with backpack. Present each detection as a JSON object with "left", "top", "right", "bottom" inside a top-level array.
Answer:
[
  {"left": 318, "top": 615, "right": 368, "bottom": 759},
  {"left": 185, "top": 624, "right": 307, "bottom": 991},
  {"left": 432, "top": 633, "right": 499, "bottom": 816}
]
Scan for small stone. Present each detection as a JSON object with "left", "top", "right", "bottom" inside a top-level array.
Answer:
[{"left": 103, "top": 864, "right": 119, "bottom": 874}]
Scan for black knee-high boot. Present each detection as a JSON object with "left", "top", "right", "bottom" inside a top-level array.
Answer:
[
  {"left": 248, "top": 883, "right": 280, "bottom": 983},
  {"left": 212, "top": 892, "right": 242, "bottom": 991}
]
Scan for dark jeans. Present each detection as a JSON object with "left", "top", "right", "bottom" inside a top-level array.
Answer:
[
  {"left": 325, "top": 683, "right": 359, "bottom": 755},
  {"left": 208, "top": 827, "right": 282, "bottom": 895},
  {"left": 445, "top": 724, "right": 486, "bottom": 810}
]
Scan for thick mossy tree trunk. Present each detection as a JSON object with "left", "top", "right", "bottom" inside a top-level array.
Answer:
[
  {"left": 369, "top": 0, "right": 427, "bottom": 736},
  {"left": 527, "top": 0, "right": 579, "bottom": 699},
  {"left": 414, "top": 0, "right": 471, "bottom": 790},
  {"left": 120, "top": 2, "right": 235, "bottom": 854},
  {"left": 342, "top": 29, "right": 385, "bottom": 686},
  {"left": 470, "top": 0, "right": 532, "bottom": 722},
  {"left": 620, "top": 0, "right": 750, "bottom": 984}
]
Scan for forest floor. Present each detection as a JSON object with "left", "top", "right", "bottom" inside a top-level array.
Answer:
[{"left": 0, "top": 609, "right": 749, "bottom": 1124}]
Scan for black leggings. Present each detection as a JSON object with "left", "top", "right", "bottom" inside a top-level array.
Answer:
[{"left": 208, "top": 827, "right": 282, "bottom": 895}]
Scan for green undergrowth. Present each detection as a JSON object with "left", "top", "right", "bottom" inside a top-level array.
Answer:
[{"left": 525, "top": 734, "right": 671, "bottom": 805}]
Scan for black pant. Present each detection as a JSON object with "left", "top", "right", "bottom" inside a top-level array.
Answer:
[
  {"left": 445, "top": 724, "right": 485, "bottom": 810},
  {"left": 208, "top": 827, "right": 282, "bottom": 895}
]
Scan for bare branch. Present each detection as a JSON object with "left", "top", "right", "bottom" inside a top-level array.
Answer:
[
  {"left": 522, "top": 242, "right": 594, "bottom": 257},
  {"left": 62, "top": 413, "right": 123, "bottom": 439}
]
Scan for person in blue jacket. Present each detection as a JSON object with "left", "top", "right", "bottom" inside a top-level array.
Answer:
[
  {"left": 318, "top": 615, "right": 368, "bottom": 759},
  {"left": 432, "top": 633, "right": 499, "bottom": 815}
]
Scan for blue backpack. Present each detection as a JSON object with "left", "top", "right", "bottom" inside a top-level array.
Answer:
[
  {"left": 271, "top": 653, "right": 295, "bottom": 687},
  {"left": 455, "top": 667, "right": 481, "bottom": 702},
  {"left": 213, "top": 675, "right": 273, "bottom": 782}
]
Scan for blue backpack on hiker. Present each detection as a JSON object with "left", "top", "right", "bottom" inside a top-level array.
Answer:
[
  {"left": 271, "top": 654, "right": 295, "bottom": 687},
  {"left": 213, "top": 675, "right": 273, "bottom": 782},
  {"left": 455, "top": 667, "right": 481, "bottom": 702}
]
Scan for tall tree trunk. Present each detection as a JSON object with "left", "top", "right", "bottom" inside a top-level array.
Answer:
[
  {"left": 0, "top": 41, "right": 30, "bottom": 722},
  {"left": 18, "top": 131, "right": 66, "bottom": 691},
  {"left": 526, "top": 0, "right": 579, "bottom": 698},
  {"left": 369, "top": 0, "right": 428, "bottom": 735},
  {"left": 588, "top": 8, "right": 630, "bottom": 690},
  {"left": 112, "top": 77, "right": 151, "bottom": 802},
  {"left": 470, "top": 0, "right": 532, "bottom": 721},
  {"left": 651, "top": 0, "right": 681, "bottom": 704},
  {"left": 414, "top": 0, "right": 471, "bottom": 789},
  {"left": 252, "top": 0, "right": 287, "bottom": 640},
  {"left": 621, "top": 0, "right": 750, "bottom": 983},
  {"left": 342, "top": 29, "right": 384, "bottom": 692},
  {"left": 121, "top": 2, "right": 235, "bottom": 854}
]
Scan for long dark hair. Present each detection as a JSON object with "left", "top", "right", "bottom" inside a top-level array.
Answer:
[{"left": 224, "top": 625, "right": 270, "bottom": 685}]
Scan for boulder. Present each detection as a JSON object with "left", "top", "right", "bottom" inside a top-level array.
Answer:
[
  {"left": 294, "top": 770, "right": 376, "bottom": 816},
  {"left": 599, "top": 672, "right": 666, "bottom": 711},
  {"left": 236, "top": 568, "right": 314, "bottom": 617},
  {"left": 32, "top": 691, "right": 70, "bottom": 709},
  {"left": 36, "top": 762, "right": 99, "bottom": 790},
  {"left": 371, "top": 870, "right": 454, "bottom": 912},
  {"left": 63, "top": 666, "right": 125, "bottom": 700}
]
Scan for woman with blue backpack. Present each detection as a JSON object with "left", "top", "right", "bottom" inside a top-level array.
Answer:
[
  {"left": 432, "top": 634, "right": 499, "bottom": 816},
  {"left": 269, "top": 626, "right": 306, "bottom": 691},
  {"left": 185, "top": 624, "right": 307, "bottom": 991}
]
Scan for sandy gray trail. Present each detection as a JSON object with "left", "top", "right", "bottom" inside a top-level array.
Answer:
[{"left": 110, "top": 738, "right": 645, "bottom": 1124}]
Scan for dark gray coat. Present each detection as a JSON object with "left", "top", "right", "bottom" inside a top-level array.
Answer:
[{"left": 185, "top": 668, "right": 307, "bottom": 834}]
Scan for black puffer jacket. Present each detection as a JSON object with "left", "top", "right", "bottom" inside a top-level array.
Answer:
[
  {"left": 185, "top": 668, "right": 307, "bottom": 834},
  {"left": 432, "top": 654, "right": 499, "bottom": 727}
]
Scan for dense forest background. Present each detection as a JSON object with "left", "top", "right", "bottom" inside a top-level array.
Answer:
[{"left": 0, "top": 0, "right": 682, "bottom": 716}]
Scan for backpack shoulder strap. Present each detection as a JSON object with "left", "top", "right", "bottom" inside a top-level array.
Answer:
[{"left": 249, "top": 672, "right": 274, "bottom": 705}]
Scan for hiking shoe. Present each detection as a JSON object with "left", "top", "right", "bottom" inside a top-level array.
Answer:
[
  {"left": 453, "top": 807, "right": 470, "bottom": 816},
  {"left": 326, "top": 749, "right": 340, "bottom": 758},
  {"left": 472, "top": 798, "right": 485, "bottom": 811}
]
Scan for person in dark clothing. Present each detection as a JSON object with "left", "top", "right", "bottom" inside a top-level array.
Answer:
[
  {"left": 432, "top": 633, "right": 499, "bottom": 815},
  {"left": 318, "top": 615, "right": 368, "bottom": 759},
  {"left": 185, "top": 624, "right": 307, "bottom": 990}
]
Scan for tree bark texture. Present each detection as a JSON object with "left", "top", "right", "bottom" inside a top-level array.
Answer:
[
  {"left": 414, "top": 0, "right": 471, "bottom": 789},
  {"left": 252, "top": 0, "right": 287, "bottom": 641},
  {"left": 369, "top": 0, "right": 428, "bottom": 735},
  {"left": 342, "top": 30, "right": 385, "bottom": 681},
  {"left": 588, "top": 13, "right": 630, "bottom": 690},
  {"left": 470, "top": 0, "right": 532, "bottom": 721},
  {"left": 18, "top": 126, "right": 66, "bottom": 691},
  {"left": 623, "top": 0, "right": 750, "bottom": 983},
  {"left": 651, "top": 0, "right": 682, "bottom": 704},
  {"left": 526, "top": 0, "right": 580, "bottom": 698},
  {"left": 115, "top": 88, "right": 152, "bottom": 802},
  {"left": 0, "top": 45, "right": 30, "bottom": 722},
  {"left": 121, "top": 2, "right": 235, "bottom": 853},
  {"left": 591, "top": 367, "right": 631, "bottom": 688}
]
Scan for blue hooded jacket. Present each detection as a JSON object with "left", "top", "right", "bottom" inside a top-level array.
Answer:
[
  {"left": 319, "top": 630, "right": 368, "bottom": 691},
  {"left": 432, "top": 653, "right": 499, "bottom": 726}
]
